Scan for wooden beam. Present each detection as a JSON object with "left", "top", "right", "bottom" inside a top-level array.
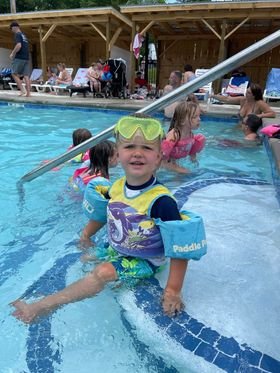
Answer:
[
  {"left": 109, "top": 26, "right": 122, "bottom": 51},
  {"left": 201, "top": 19, "right": 221, "bottom": 40},
  {"left": 140, "top": 21, "right": 155, "bottom": 36},
  {"left": 158, "top": 40, "right": 178, "bottom": 59},
  {"left": 90, "top": 23, "right": 106, "bottom": 41},
  {"left": 224, "top": 17, "right": 249, "bottom": 40},
  {"left": 42, "top": 24, "right": 56, "bottom": 42}
]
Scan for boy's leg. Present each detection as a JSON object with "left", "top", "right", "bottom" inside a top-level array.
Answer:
[{"left": 11, "top": 262, "right": 117, "bottom": 324}]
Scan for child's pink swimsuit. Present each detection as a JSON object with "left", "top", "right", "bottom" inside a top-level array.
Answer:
[{"left": 162, "top": 134, "right": 205, "bottom": 160}]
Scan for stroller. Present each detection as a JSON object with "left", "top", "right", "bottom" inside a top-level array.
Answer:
[{"left": 107, "top": 58, "right": 127, "bottom": 98}]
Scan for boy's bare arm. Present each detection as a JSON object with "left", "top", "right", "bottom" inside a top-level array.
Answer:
[
  {"left": 162, "top": 258, "right": 188, "bottom": 316},
  {"left": 80, "top": 220, "right": 105, "bottom": 248}
]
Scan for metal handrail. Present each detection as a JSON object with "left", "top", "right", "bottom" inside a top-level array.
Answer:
[{"left": 20, "top": 29, "right": 280, "bottom": 183}]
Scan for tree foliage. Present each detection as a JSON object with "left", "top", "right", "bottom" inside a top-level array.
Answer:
[{"left": 0, "top": 0, "right": 166, "bottom": 14}]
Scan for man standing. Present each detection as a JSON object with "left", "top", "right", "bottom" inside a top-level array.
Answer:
[
  {"left": 163, "top": 70, "right": 182, "bottom": 119},
  {"left": 9, "top": 21, "right": 31, "bottom": 97}
]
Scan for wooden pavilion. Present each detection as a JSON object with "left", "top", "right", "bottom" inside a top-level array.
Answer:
[
  {"left": 0, "top": 7, "right": 132, "bottom": 80},
  {"left": 0, "top": 2, "right": 280, "bottom": 90},
  {"left": 121, "top": 1, "right": 280, "bottom": 90}
]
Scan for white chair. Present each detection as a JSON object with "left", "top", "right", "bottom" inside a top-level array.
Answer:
[
  {"left": 9, "top": 68, "right": 43, "bottom": 90},
  {"left": 32, "top": 68, "right": 74, "bottom": 94},
  {"left": 193, "top": 68, "right": 213, "bottom": 103},
  {"left": 51, "top": 68, "right": 74, "bottom": 94},
  {"left": 222, "top": 76, "right": 249, "bottom": 96},
  {"left": 263, "top": 68, "right": 280, "bottom": 103}
]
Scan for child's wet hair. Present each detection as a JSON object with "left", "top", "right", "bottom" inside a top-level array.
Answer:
[
  {"left": 169, "top": 101, "right": 199, "bottom": 139},
  {"left": 89, "top": 140, "right": 116, "bottom": 179},
  {"left": 245, "top": 114, "right": 263, "bottom": 133},
  {"left": 72, "top": 128, "right": 92, "bottom": 147}
]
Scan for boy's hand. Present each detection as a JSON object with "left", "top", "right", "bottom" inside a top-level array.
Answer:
[{"left": 162, "top": 288, "right": 185, "bottom": 317}]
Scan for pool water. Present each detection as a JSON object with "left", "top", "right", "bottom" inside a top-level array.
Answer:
[{"left": 0, "top": 103, "right": 279, "bottom": 373}]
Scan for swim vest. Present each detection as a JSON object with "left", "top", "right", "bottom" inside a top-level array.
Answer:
[
  {"left": 107, "top": 177, "right": 172, "bottom": 259},
  {"left": 162, "top": 133, "right": 205, "bottom": 160},
  {"left": 83, "top": 176, "right": 111, "bottom": 223},
  {"left": 71, "top": 167, "right": 102, "bottom": 192}
]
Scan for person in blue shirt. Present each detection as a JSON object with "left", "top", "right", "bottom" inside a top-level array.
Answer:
[{"left": 9, "top": 21, "right": 31, "bottom": 97}]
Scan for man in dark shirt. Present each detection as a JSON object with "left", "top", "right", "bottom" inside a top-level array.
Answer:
[{"left": 9, "top": 21, "right": 31, "bottom": 97}]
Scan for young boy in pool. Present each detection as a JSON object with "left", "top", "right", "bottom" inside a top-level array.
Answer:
[{"left": 11, "top": 114, "right": 205, "bottom": 323}]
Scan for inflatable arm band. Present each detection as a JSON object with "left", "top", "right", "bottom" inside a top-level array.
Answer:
[
  {"left": 189, "top": 134, "right": 206, "bottom": 156},
  {"left": 155, "top": 210, "right": 207, "bottom": 260},
  {"left": 82, "top": 178, "right": 111, "bottom": 223}
]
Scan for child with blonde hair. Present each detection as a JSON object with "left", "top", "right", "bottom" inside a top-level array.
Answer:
[
  {"left": 11, "top": 114, "right": 206, "bottom": 323},
  {"left": 161, "top": 101, "right": 206, "bottom": 173}
]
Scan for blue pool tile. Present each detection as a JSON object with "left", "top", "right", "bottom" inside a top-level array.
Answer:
[
  {"left": 186, "top": 318, "right": 205, "bottom": 335},
  {"left": 260, "top": 354, "right": 280, "bottom": 373},
  {"left": 245, "top": 368, "right": 268, "bottom": 373},
  {"left": 198, "top": 327, "right": 220, "bottom": 345},
  {"left": 174, "top": 310, "right": 191, "bottom": 325},
  {"left": 154, "top": 314, "right": 173, "bottom": 328},
  {"left": 179, "top": 331, "right": 201, "bottom": 352},
  {"left": 216, "top": 336, "right": 240, "bottom": 356},
  {"left": 194, "top": 342, "right": 218, "bottom": 363},
  {"left": 167, "top": 322, "right": 186, "bottom": 341},
  {"left": 214, "top": 352, "right": 239, "bottom": 373},
  {"left": 238, "top": 346, "right": 262, "bottom": 367}
]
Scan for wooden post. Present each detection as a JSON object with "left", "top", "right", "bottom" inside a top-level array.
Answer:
[
  {"left": 130, "top": 21, "right": 136, "bottom": 94},
  {"left": 38, "top": 26, "right": 47, "bottom": 81},
  {"left": 106, "top": 17, "right": 110, "bottom": 60},
  {"left": 216, "top": 20, "right": 227, "bottom": 92}
]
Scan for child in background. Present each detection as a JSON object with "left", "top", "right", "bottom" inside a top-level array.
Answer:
[
  {"left": 243, "top": 114, "right": 263, "bottom": 141},
  {"left": 68, "top": 128, "right": 92, "bottom": 163},
  {"left": 70, "top": 140, "right": 117, "bottom": 193},
  {"left": 161, "top": 101, "right": 206, "bottom": 173},
  {"left": 41, "top": 128, "right": 92, "bottom": 170},
  {"left": 11, "top": 114, "right": 206, "bottom": 323}
]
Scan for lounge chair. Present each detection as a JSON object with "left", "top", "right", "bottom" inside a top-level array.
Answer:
[
  {"left": 193, "top": 68, "right": 213, "bottom": 103},
  {"left": 222, "top": 76, "right": 249, "bottom": 96},
  {"left": 32, "top": 67, "right": 74, "bottom": 94},
  {"left": 67, "top": 68, "right": 91, "bottom": 97},
  {"left": 51, "top": 68, "right": 74, "bottom": 94},
  {"left": 0, "top": 67, "right": 13, "bottom": 89},
  {"left": 9, "top": 68, "right": 42, "bottom": 90},
  {"left": 263, "top": 68, "right": 280, "bottom": 103}
]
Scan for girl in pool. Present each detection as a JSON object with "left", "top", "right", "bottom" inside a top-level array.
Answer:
[
  {"left": 68, "top": 128, "right": 92, "bottom": 163},
  {"left": 70, "top": 140, "right": 118, "bottom": 193},
  {"left": 161, "top": 101, "right": 206, "bottom": 173}
]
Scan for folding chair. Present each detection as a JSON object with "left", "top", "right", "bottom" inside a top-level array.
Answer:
[
  {"left": 67, "top": 68, "right": 91, "bottom": 97},
  {"left": 51, "top": 68, "right": 74, "bottom": 94},
  {"left": 193, "top": 69, "right": 213, "bottom": 104},
  {"left": 223, "top": 76, "right": 249, "bottom": 96},
  {"left": 9, "top": 68, "right": 43, "bottom": 90},
  {"left": 263, "top": 68, "right": 280, "bottom": 103}
]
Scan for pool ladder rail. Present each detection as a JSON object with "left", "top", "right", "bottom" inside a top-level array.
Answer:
[{"left": 20, "top": 29, "right": 280, "bottom": 184}]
